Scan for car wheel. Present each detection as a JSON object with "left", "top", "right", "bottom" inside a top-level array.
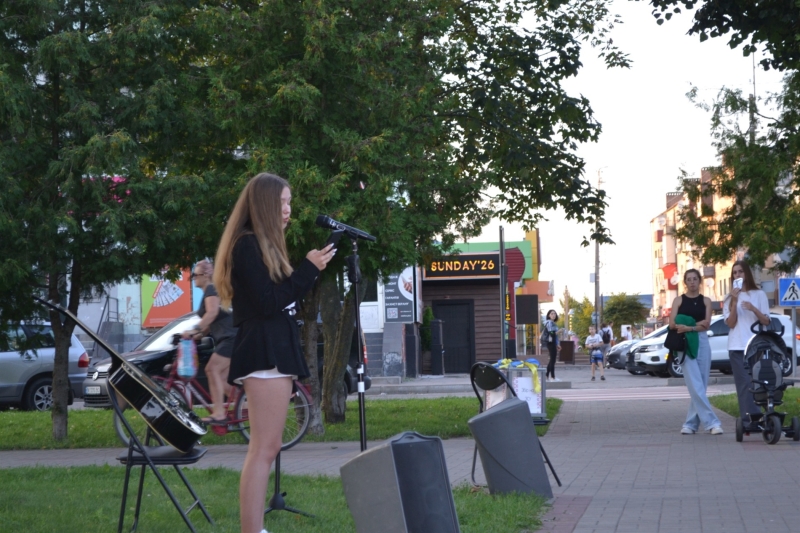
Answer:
[
  {"left": 23, "top": 377, "right": 54, "bottom": 411},
  {"left": 627, "top": 368, "right": 647, "bottom": 376},
  {"left": 668, "top": 358, "right": 684, "bottom": 378}
]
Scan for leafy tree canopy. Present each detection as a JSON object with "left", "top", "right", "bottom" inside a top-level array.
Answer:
[
  {"left": 676, "top": 74, "right": 800, "bottom": 271},
  {"left": 571, "top": 296, "right": 595, "bottom": 345},
  {"left": 602, "top": 293, "right": 648, "bottom": 337},
  {"left": 0, "top": 0, "right": 233, "bottom": 437},
  {"left": 648, "top": 0, "right": 800, "bottom": 71}
]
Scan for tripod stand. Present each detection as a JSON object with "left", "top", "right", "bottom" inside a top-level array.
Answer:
[
  {"left": 346, "top": 238, "right": 369, "bottom": 451},
  {"left": 264, "top": 451, "right": 314, "bottom": 517}
]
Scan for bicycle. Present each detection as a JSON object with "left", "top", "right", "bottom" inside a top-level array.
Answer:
[{"left": 114, "top": 338, "right": 311, "bottom": 451}]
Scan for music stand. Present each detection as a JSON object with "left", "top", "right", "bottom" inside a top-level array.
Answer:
[{"left": 110, "top": 389, "right": 214, "bottom": 533}]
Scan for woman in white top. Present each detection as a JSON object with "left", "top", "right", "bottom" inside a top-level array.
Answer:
[{"left": 723, "top": 261, "right": 770, "bottom": 430}]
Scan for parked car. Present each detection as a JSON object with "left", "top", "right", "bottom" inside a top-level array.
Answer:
[
  {"left": 606, "top": 339, "right": 637, "bottom": 370},
  {"left": 633, "top": 314, "right": 798, "bottom": 378},
  {"left": 619, "top": 326, "right": 669, "bottom": 374},
  {"left": 82, "top": 312, "right": 370, "bottom": 408},
  {"left": 0, "top": 323, "right": 90, "bottom": 411}
]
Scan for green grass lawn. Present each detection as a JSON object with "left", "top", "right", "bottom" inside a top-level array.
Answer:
[
  {"left": 0, "top": 396, "right": 562, "bottom": 450},
  {"left": 711, "top": 386, "right": 800, "bottom": 418},
  {"left": 0, "top": 466, "right": 548, "bottom": 533}
]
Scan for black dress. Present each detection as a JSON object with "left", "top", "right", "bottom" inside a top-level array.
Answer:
[{"left": 227, "top": 234, "right": 318, "bottom": 384}]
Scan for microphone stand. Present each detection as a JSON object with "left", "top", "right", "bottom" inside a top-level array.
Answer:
[{"left": 345, "top": 237, "right": 368, "bottom": 451}]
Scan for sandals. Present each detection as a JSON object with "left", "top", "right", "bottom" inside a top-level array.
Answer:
[{"left": 201, "top": 416, "right": 227, "bottom": 426}]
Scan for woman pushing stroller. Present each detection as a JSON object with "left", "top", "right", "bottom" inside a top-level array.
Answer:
[{"left": 723, "top": 261, "right": 771, "bottom": 432}]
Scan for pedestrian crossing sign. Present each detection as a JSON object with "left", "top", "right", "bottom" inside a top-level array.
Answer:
[{"left": 779, "top": 279, "right": 800, "bottom": 306}]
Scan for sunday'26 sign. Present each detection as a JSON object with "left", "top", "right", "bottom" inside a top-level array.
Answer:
[{"left": 423, "top": 253, "right": 500, "bottom": 281}]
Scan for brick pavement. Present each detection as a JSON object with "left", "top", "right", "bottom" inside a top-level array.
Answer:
[{"left": 4, "top": 380, "right": 800, "bottom": 532}]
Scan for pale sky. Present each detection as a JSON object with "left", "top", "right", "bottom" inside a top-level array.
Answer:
[{"left": 475, "top": 0, "right": 785, "bottom": 311}]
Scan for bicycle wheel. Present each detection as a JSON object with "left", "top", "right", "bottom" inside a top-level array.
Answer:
[
  {"left": 234, "top": 382, "right": 311, "bottom": 450},
  {"left": 283, "top": 383, "right": 311, "bottom": 450},
  {"left": 113, "top": 378, "right": 190, "bottom": 447}
]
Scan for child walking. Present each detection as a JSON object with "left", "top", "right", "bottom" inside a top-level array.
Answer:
[{"left": 586, "top": 325, "right": 605, "bottom": 381}]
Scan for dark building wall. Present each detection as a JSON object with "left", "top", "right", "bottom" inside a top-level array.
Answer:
[{"left": 423, "top": 283, "right": 501, "bottom": 363}]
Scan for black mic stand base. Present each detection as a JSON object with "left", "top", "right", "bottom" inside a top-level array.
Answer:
[{"left": 264, "top": 452, "right": 314, "bottom": 518}]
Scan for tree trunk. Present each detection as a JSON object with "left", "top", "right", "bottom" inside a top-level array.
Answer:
[
  {"left": 321, "top": 278, "right": 366, "bottom": 424},
  {"left": 47, "top": 262, "right": 81, "bottom": 441},
  {"left": 300, "top": 283, "right": 324, "bottom": 436},
  {"left": 319, "top": 277, "right": 345, "bottom": 424}
]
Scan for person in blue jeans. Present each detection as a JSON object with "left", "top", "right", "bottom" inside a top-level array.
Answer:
[
  {"left": 585, "top": 325, "right": 605, "bottom": 381},
  {"left": 669, "top": 268, "right": 723, "bottom": 435}
]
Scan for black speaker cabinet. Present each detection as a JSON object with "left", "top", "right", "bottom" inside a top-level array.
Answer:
[
  {"left": 340, "top": 432, "right": 460, "bottom": 533},
  {"left": 468, "top": 397, "right": 553, "bottom": 498},
  {"left": 515, "top": 295, "right": 539, "bottom": 325}
]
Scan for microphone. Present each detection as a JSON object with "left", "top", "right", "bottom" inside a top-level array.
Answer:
[{"left": 315, "top": 215, "right": 376, "bottom": 242}]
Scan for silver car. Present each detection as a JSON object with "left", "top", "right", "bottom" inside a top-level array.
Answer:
[{"left": 0, "top": 323, "right": 90, "bottom": 411}]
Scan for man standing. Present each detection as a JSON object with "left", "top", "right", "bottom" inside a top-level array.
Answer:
[{"left": 600, "top": 322, "right": 614, "bottom": 360}]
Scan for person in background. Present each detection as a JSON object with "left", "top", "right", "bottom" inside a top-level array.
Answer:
[
  {"left": 600, "top": 321, "right": 614, "bottom": 359},
  {"left": 671, "top": 268, "right": 723, "bottom": 435},
  {"left": 586, "top": 325, "right": 605, "bottom": 381},
  {"left": 543, "top": 309, "right": 561, "bottom": 382},
  {"left": 214, "top": 173, "right": 335, "bottom": 533},
  {"left": 183, "top": 259, "right": 237, "bottom": 424},
  {"left": 724, "top": 260, "right": 770, "bottom": 431},
  {"left": 622, "top": 326, "right": 632, "bottom": 341}
]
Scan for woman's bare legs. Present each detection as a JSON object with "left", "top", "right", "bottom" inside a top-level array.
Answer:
[
  {"left": 240, "top": 376, "right": 292, "bottom": 533},
  {"left": 205, "top": 353, "right": 231, "bottom": 420}
]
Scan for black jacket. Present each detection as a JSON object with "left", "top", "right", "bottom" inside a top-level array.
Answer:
[{"left": 228, "top": 234, "right": 318, "bottom": 384}]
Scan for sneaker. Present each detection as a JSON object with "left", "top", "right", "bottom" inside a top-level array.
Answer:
[
  {"left": 680, "top": 427, "right": 696, "bottom": 435},
  {"left": 710, "top": 427, "right": 724, "bottom": 435},
  {"left": 591, "top": 376, "right": 595, "bottom": 381},
  {"left": 600, "top": 375, "right": 605, "bottom": 381},
  {"left": 553, "top": 378, "right": 561, "bottom": 382}
]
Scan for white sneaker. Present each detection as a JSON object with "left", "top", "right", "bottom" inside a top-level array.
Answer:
[
  {"left": 553, "top": 378, "right": 561, "bottom": 382},
  {"left": 710, "top": 427, "right": 724, "bottom": 435},
  {"left": 680, "top": 427, "right": 695, "bottom": 435}
]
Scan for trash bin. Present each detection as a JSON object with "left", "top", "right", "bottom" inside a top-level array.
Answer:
[
  {"left": 559, "top": 340, "right": 574, "bottom": 364},
  {"left": 507, "top": 364, "right": 546, "bottom": 420},
  {"left": 484, "top": 360, "right": 546, "bottom": 420}
]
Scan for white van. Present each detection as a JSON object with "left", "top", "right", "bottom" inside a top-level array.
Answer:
[{"left": 633, "top": 314, "right": 796, "bottom": 378}]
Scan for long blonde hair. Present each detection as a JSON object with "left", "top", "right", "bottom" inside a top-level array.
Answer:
[{"left": 214, "top": 173, "right": 294, "bottom": 307}]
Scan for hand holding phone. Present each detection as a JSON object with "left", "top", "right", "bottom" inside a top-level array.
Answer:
[{"left": 325, "top": 229, "right": 344, "bottom": 249}]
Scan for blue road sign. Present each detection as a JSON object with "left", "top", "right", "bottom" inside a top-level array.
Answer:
[{"left": 779, "top": 278, "right": 800, "bottom": 306}]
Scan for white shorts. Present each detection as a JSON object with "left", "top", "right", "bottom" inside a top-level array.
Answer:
[{"left": 235, "top": 368, "right": 296, "bottom": 385}]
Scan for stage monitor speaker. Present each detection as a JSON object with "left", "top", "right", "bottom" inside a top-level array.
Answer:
[
  {"left": 468, "top": 397, "right": 553, "bottom": 498},
  {"left": 340, "top": 432, "right": 460, "bottom": 533}
]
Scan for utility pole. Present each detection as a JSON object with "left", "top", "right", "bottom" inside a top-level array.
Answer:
[
  {"left": 594, "top": 169, "right": 604, "bottom": 329},
  {"left": 563, "top": 286, "right": 570, "bottom": 339}
]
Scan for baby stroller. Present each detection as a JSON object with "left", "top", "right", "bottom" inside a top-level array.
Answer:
[{"left": 735, "top": 319, "right": 800, "bottom": 444}]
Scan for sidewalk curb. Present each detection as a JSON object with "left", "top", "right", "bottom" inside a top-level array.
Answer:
[{"left": 666, "top": 376, "right": 736, "bottom": 387}]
